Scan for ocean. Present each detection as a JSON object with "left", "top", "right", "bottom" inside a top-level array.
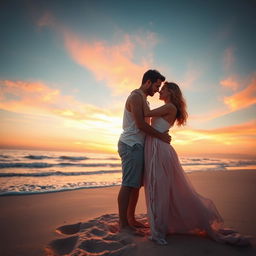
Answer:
[{"left": 0, "top": 149, "right": 255, "bottom": 196}]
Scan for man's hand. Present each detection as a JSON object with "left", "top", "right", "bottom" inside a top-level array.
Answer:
[{"left": 159, "top": 132, "right": 171, "bottom": 144}]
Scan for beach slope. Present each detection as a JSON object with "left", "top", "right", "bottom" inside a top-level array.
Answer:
[{"left": 0, "top": 170, "right": 255, "bottom": 256}]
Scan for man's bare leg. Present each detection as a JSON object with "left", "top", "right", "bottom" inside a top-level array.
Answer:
[
  {"left": 118, "top": 185, "right": 134, "bottom": 230},
  {"left": 127, "top": 188, "right": 146, "bottom": 228}
]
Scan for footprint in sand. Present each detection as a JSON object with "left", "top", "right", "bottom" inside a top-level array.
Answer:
[
  {"left": 47, "top": 235, "right": 78, "bottom": 255},
  {"left": 79, "top": 238, "right": 125, "bottom": 253},
  {"left": 46, "top": 213, "right": 147, "bottom": 256},
  {"left": 56, "top": 222, "right": 81, "bottom": 235}
]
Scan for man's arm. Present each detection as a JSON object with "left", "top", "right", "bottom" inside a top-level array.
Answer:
[{"left": 129, "top": 93, "right": 171, "bottom": 144}]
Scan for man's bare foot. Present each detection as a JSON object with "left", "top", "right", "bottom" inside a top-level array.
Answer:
[
  {"left": 128, "top": 220, "right": 148, "bottom": 228},
  {"left": 119, "top": 225, "right": 144, "bottom": 236}
]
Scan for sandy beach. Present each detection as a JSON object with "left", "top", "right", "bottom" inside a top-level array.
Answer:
[{"left": 0, "top": 170, "right": 256, "bottom": 256}]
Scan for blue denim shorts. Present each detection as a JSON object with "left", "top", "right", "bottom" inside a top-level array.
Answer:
[{"left": 118, "top": 140, "right": 144, "bottom": 188}]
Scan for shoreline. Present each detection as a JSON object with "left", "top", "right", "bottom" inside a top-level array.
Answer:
[
  {"left": 0, "top": 184, "right": 120, "bottom": 197},
  {"left": 0, "top": 170, "right": 255, "bottom": 256},
  {"left": 1, "top": 168, "right": 256, "bottom": 197}
]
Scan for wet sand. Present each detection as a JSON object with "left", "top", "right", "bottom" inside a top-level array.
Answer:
[{"left": 0, "top": 170, "right": 255, "bottom": 256}]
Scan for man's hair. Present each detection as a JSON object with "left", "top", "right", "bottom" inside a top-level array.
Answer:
[{"left": 142, "top": 69, "right": 165, "bottom": 84}]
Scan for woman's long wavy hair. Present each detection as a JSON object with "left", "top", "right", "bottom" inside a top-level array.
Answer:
[{"left": 164, "top": 82, "right": 188, "bottom": 126}]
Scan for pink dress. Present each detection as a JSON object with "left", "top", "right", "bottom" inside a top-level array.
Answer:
[{"left": 144, "top": 117, "right": 250, "bottom": 245}]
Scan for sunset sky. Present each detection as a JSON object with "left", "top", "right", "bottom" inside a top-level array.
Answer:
[{"left": 0, "top": 0, "right": 255, "bottom": 157}]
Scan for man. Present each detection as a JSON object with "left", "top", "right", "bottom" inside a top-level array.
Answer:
[{"left": 117, "top": 69, "right": 171, "bottom": 233}]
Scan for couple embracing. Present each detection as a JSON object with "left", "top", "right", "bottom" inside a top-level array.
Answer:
[{"left": 117, "top": 70, "right": 250, "bottom": 246}]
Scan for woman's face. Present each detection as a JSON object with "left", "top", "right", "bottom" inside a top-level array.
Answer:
[{"left": 159, "top": 86, "right": 171, "bottom": 101}]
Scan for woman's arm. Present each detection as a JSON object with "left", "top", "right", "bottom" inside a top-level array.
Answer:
[
  {"left": 129, "top": 93, "right": 171, "bottom": 143},
  {"left": 143, "top": 100, "right": 176, "bottom": 117}
]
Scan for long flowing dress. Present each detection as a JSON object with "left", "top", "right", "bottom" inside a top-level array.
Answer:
[{"left": 144, "top": 117, "right": 250, "bottom": 246}]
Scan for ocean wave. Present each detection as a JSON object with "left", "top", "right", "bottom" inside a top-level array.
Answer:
[
  {"left": 181, "top": 163, "right": 223, "bottom": 166},
  {"left": 0, "top": 162, "right": 121, "bottom": 169},
  {"left": 23, "top": 155, "right": 90, "bottom": 161},
  {"left": 24, "top": 155, "right": 53, "bottom": 160},
  {"left": 0, "top": 154, "right": 10, "bottom": 159},
  {"left": 0, "top": 170, "right": 121, "bottom": 177},
  {"left": 59, "top": 156, "right": 89, "bottom": 161},
  {"left": 232, "top": 160, "right": 256, "bottom": 166},
  {"left": 58, "top": 156, "right": 119, "bottom": 161},
  {"left": 21, "top": 155, "right": 118, "bottom": 161},
  {"left": 91, "top": 157, "right": 120, "bottom": 160},
  {"left": 0, "top": 181, "right": 121, "bottom": 196},
  {"left": 181, "top": 160, "right": 256, "bottom": 166},
  {"left": 0, "top": 162, "right": 53, "bottom": 168},
  {"left": 1, "top": 159, "right": 256, "bottom": 169}
]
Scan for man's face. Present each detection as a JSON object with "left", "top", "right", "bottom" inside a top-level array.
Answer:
[{"left": 147, "top": 79, "right": 162, "bottom": 96}]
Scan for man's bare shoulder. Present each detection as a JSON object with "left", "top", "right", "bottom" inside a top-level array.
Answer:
[
  {"left": 126, "top": 90, "right": 142, "bottom": 112},
  {"left": 129, "top": 90, "right": 143, "bottom": 102}
]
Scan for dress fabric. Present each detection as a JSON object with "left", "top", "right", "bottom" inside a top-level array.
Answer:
[{"left": 144, "top": 117, "right": 250, "bottom": 245}]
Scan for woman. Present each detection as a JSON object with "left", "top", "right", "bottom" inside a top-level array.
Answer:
[{"left": 143, "top": 82, "right": 250, "bottom": 246}]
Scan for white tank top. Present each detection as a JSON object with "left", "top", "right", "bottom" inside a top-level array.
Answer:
[{"left": 119, "top": 108, "right": 146, "bottom": 147}]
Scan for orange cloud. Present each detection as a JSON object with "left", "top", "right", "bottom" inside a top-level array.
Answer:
[
  {"left": 224, "top": 76, "right": 256, "bottom": 111},
  {"left": 0, "top": 79, "right": 124, "bottom": 153},
  {"left": 0, "top": 79, "right": 117, "bottom": 122},
  {"left": 189, "top": 109, "right": 229, "bottom": 122},
  {"left": 172, "top": 120, "right": 256, "bottom": 156},
  {"left": 0, "top": 79, "right": 59, "bottom": 101},
  {"left": 37, "top": 12, "right": 158, "bottom": 94},
  {"left": 191, "top": 74, "right": 256, "bottom": 122},
  {"left": 220, "top": 76, "right": 239, "bottom": 90},
  {"left": 212, "top": 120, "right": 256, "bottom": 135},
  {"left": 174, "top": 120, "right": 256, "bottom": 142},
  {"left": 63, "top": 30, "right": 155, "bottom": 94}
]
